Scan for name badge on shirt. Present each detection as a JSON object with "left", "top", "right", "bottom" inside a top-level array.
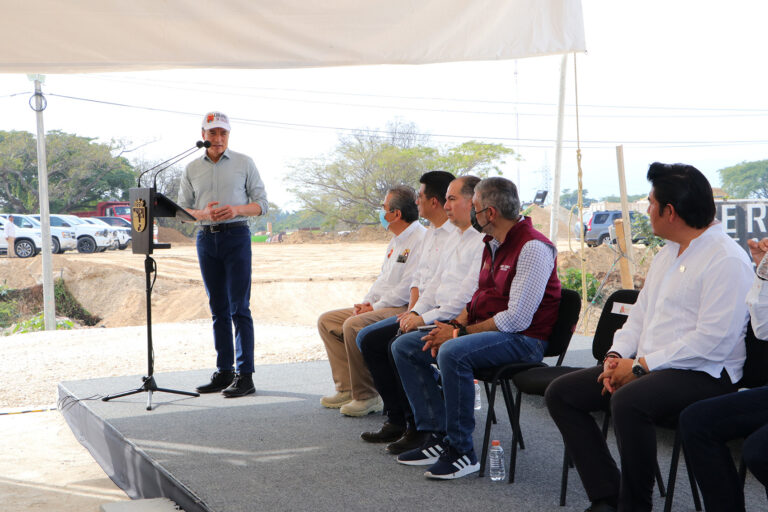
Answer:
[
  {"left": 396, "top": 249, "right": 411, "bottom": 263},
  {"left": 499, "top": 264, "right": 511, "bottom": 272}
]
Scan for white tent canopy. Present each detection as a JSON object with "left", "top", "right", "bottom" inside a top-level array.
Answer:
[{"left": 5, "top": 0, "right": 585, "bottom": 73}]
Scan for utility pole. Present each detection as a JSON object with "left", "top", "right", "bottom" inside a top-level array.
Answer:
[{"left": 28, "top": 74, "right": 55, "bottom": 330}]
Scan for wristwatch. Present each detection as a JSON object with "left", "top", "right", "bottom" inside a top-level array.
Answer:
[{"left": 632, "top": 357, "right": 648, "bottom": 377}]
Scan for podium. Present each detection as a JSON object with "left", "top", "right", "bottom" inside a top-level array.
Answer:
[{"left": 102, "top": 187, "right": 199, "bottom": 410}]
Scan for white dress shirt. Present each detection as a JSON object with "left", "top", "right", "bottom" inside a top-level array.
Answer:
[
  {"left": 610, "top": 224, "right": 753, "bottom": 383},
  {"left": 410, "top": 220, "right": 459, "bottom": 292},
  {"left": 746, "top": 276, "right": 768, "bottom": 340},
  {"left": 364, "top": 221, "right": 427, "bottom": 310},
  {"left": 413, "top": 226, "right": 485, "bottom": 325}
]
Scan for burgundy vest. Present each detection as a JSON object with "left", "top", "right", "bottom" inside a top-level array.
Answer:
[{"left": 466, "top": 216, "right": 561, "bottom": 342}]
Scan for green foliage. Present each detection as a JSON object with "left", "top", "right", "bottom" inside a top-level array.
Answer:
[
  {"left": 0, "top": 130, "right": 136, "bottom": 214},
  {"left": 560, "top": 188, "right": 596, "bottom": 210},
  {"left": 718, "top": 160, "right": 768, "bottom": 199},
  {"left": 287, "top": 120, "right": 515, "bottom": 228},
  {"left": 558, "top": 267, "right": 601, "bottom": 303},
  {"left": 632, "top": 214, "right": 665, "bottom": 253},
  {"left": 600, "top": 193, "right": 648, "bottom": 203},
  {"left": 12, "top": 313, "right": 73, "bottom": 334},
  {"left": 54, "top": 278, "right": 100, "bottom": 326}
]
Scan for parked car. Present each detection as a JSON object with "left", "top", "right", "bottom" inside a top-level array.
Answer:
[
  {"left": 585, "top": 210, "right": 646, "bottom": 247},
  {"left": 81, "top": 217, "right": 126, "bottom": 250},
  {"left": 0, "top": 215, "right": 43, "bottom": 258},
  {"left": 25, "top": 214, "right": 78, "bottom": 254},
  {"left": 94, "top": 216, "right": 132, "bottom": 250},
  {"left": 49, "top": 214, "right": 112, "bottom": 253}
]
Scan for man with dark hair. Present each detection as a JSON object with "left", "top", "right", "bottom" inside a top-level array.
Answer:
[
  {"left": 318, "top": 185, "right": 425, "bottom": 416},
  {"left": 392, "top": 176, "right": 561, "bottom": 479},
  {"left": 545, "top": 162, "right": 753, "bottom": 512},
  {"left": 357, "top": 175, "right": 484, "bottom": 452},
  {"left": 678, "top": 236, "right": 768, "bottom": 512}
]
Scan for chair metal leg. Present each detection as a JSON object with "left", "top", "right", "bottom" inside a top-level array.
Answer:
[
  {"left": 681, "top": 440, "right": 702, "bottom": 511},
  {"left": 663, "top": 430, "right": 682, "bottom": 512},
  {"left": 514, "top": 387, "right": 525, "bottom": 450},
  {"left": 483, "top": 381, "right": 497, "bottom": 424},
  {"left": 560, "top": 447, "right": 570, "bottom": 506},
  {"left": 500, "top": 379, "right": 520, "bottom": 483},
  {"left": 739, "top": 455, "right": 747, "bottom": 491},
  {"left": 655, "top": 459, "right": 667, "bottom": 497},
  {"left": 478, "top": 380, "right": 498, "bottom": 477}
]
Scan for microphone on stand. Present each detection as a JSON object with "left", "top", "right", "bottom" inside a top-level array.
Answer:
[
  {"left": 152, "top": 140, "right": 210, "bottom": 190},
  {"left": 136, "top": 140, "right": 211, "bottom": 187}
]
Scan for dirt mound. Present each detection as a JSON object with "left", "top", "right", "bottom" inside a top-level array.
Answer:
[
  {"left": 284, "top": 225, "right": 392, "bottom": 244},
  {"left": 527, "top": 204, "right": 574, "bottom": 239},
  {"left": 158, "top": 226, "right": 194, "bottom": 245}
]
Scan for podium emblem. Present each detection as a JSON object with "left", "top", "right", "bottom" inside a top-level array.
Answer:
[{"left": 133, "top": 199, "right": 147, "bottom": 232}]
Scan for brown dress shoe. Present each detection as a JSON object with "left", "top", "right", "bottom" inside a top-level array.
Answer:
[{"left": 360, "top": 421, "right": 406, "bottom": 443}]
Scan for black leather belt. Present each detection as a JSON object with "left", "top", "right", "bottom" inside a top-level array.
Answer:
[{"left": 201, "top": 221, "right": 248, "bottom": 233}]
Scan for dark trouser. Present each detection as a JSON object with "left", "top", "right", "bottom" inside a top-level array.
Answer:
[
  {"left": 679, "top": 386, "right": 768, "bottom": 512},
  {"left": 356, "top": 316, "right": 413, "bottom": 427},
  {"left": 545, "top": 366, "right": 735, "bottom": 512},
  {"left": 196, "top": 225, "right": 255, "bottom": 374}
]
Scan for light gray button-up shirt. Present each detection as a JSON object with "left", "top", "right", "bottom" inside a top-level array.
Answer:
[{"left": 178, "top": 148, "right": 268, "bottom": 225}]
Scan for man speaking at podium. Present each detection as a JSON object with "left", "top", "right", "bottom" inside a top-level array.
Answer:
[{"left": 178, "top": 111, "right": 268, "bottom": 398}]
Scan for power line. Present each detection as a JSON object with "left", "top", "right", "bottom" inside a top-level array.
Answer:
[{"left": 42, "top": 93, "right": 768, "bottom": 150}]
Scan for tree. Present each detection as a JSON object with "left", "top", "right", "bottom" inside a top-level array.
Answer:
[
  {"left": 719, "top": 160, "right": 768, "bottom": 198},
  {"left": 287, "top": 121, "right": 515, "bottom": 227},
  {"left": 600, "top": 193, "right": 647, "bottom": 203},
  {"left": 560, "top": 188, "right": 595, "bottom": 210},
  {"left": 0, "top": 130, "right": 136, "bottom": 213}
]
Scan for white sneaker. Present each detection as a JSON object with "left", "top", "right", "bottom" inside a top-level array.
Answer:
[
  {"left": 339, "top": 396, "right": 383, "bottom": 417},
  {"left": 320, "top": 391, "right": 352, "bottom": 409}
]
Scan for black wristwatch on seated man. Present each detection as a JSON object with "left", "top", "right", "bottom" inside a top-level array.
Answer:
[{"left": 632, "top": 357, "right": 648, "bottom": 377}]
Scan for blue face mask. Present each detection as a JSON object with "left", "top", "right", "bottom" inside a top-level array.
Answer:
[{"left": 379, "top": 209, "right": 390, "bottom": 230}]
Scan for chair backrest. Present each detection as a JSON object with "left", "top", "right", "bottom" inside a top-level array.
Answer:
[
  {"left": 592, "top": 288, "right": 640, "bottom": 362},
  {"left": 545, "top": 288, "right": 582, "bottom": 364},
  {"left": 738, "top": 321, "right": 768, "bottom": 389}
]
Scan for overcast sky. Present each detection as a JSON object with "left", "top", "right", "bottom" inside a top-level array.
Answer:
[{"left": 0, "top": 0, "right": 766, "bottom": 210}]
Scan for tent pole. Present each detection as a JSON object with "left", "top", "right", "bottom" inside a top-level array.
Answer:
[
  {"left": 29, "top": 76, "right": 56, "bottom": 331},
  {"left": 549, "top": 54, "right": 568, "bottom": 244}
]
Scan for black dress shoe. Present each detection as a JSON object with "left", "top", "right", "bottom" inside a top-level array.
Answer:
[
  {"left": 361, "top": 421, "right": 406, "bottom": 443},
  {"left": 196, "top": 370, "right": 235, "bottom": 393},
  {"left": 386, "top": 428, "right": 432, "bottom": 455},
  {"left": 222, "top": 373, "right": 255, "bottom": 398},
  {"left": 584, "top": 499, "right": 617, "bottom": 512}
]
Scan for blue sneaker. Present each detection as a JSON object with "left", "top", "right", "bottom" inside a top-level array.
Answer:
[
  {"left": 396, "top": 432, "right": 445, "bottom": 466},
  {"left": 424, "top": 446, "right": 480, "bottom": 479}
]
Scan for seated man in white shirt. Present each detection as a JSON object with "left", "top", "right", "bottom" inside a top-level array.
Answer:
[
  {"left": 356, "top": 175, "right": 484, "bottom": 453},
  {"left": 545, "top": 162, "right": 754, "bottom": 512},
  {"left": 318, "top": 185, "right": 426, "bottom": 417}
]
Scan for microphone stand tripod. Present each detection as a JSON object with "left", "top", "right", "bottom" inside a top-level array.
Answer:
[
  {"left": 102, "top": 255, "right": 199, "bottom": 410},
  {"left": 102, "top": 141, "right": 205, "bottom": 411}
]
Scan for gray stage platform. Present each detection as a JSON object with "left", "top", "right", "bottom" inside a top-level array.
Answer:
[{"left": 58, "top": 352, "right": 767, "bottom": 512}]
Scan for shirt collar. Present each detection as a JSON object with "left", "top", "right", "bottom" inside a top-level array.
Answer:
[
  {"left": 203, "top": 148, "right": 231, "bottom": 163},
  {"left": 396, "top": 220, "right": 421, "bottom": 239}
]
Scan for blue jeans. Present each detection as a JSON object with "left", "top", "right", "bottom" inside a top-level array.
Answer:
[
  {"left": 680, "top": 387, "right": 768, "bottom": 512},
  {"left": 196, "top": 225, "right": 254, "bottom": 374},
  {"left": 391, "top": 329, "right": 546, "bottom": 454}
]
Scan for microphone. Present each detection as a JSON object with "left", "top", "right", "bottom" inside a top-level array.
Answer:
[
  {"left": 136, "top": 141, "right": 210, "bottom": 187},
  {"left": 152, "top": 140, "right": 210, "bottom": 189}
]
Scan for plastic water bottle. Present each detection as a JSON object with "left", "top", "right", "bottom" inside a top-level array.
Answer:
[
  {"left": 474, "top": 379, "right": 482, "bottom": 410},
  {"left": 489, "top": 440, "right": 506, "bottom": 481}
]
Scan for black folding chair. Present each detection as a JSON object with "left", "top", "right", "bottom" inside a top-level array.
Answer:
[{"left": 474, "top": 288, "right": 581, "bottom": 482}]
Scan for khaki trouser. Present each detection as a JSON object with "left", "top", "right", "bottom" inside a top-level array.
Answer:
[
  {"left": 5, "top": 237, "right": 13, "bottom": 258},
  {"left": 318, "top": 306, "right": 406, "bottom": 400}
]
